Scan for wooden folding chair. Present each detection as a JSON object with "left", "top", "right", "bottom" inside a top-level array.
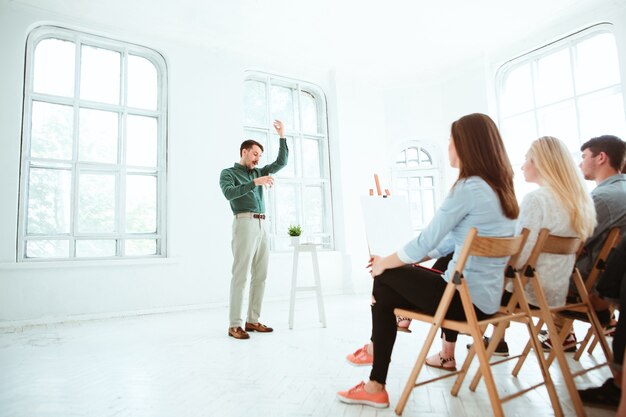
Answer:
[
  {"left": 470, "top": 229, "right": 585, "bottom": 416},
  {"left": 505, "top": 228, "right": 613, "bottom": 417},
  {"left": 574, "top": 227, "right": 621, "bottom": 358},
  {"left": 393, "top": 227, "right": 564, "bottom": 417}
]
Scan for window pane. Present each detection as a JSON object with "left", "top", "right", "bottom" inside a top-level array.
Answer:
[
  {"left": 31, "top": 101, "right": 73, "bottom": 160},
  {"left": 127, "top": 115, "right": 157, "bottom": 167},
  {"left": 33, "top": 38, "right": 75, "bottom": 97},
  {"left": 25, "top": 239, "right": 69, "bottom": 258},
  {"left": 395, "top": 150, "right": 406, "bottom": 167},
  {"left": 419, "top": 149, "right": 432, "bottom": 166},
  {"left": 536, "top": 100, "right": 579, "bottom": 150},
  {"left": 304, "top": 185, "right": 324, "bottom": 234},
  {"left": 76, "top": 240, "right": 116, "bottom": 257},
  {"left": 244, "top": 80, "right": 267, "bottom": 126},
  {"left": 78, "top": 173, "right": 116, "bottom": 233},
  {"left": 500, "top": 112, "right": 537, "bottom": 166},
  {"left": 27, "top": 168, "right": 71, "bottom": 234},
  {"left": 578, "top": 89, "right": 626, "bottom": 140},
  {"left": 575, "top": 33, "right": 621, "bottom": 95},
  {"left": 80, "top": 45, "right": 120, "bottom": 104},
  {"left": 272, "top": 135, "right": 295, "bottom": 178},
  {"left": 406, "top": 147, "right": 419, "bottom": 167},
  {"left": 126, "top": 175, "right": 157, "bottom": 233},
  {"left": 127, "top": 55, "right": 157, "bottom": 110},
  {"left": 275, "top": 184, "right": 298, "bottom": 236},
  {"left": 409, "top": 178, "right": 422, "bottom": 227},
  {"left": 243, "top": 129, "right": 268, "bottom": 152},
  {"left": 78, "top": 108, "right": 118, "bottom": 163},
  {"left": 422, "top": 187, "right": 435, "bottom": 227},
  {"left": 300, "top": 91, "right": 318, "bottom": 133},
  {"left": 500, "top": 64, "right": 533, "bottom": 116},
  {"left": 535, "top": 48, "right": 573, "bottom": 106},
  {"left": 271, "top": 85, "right": 295, "bottom": 130},
  {"left": 302, "top": 138, "right": 320, "bottom": 178},
  {"left": 126, "top": 239, "right": 157, "bottom": 256}
]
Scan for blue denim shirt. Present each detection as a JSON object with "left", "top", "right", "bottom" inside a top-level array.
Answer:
[{"left": 397, "top": 176, "right": 516, "bottom": 314}]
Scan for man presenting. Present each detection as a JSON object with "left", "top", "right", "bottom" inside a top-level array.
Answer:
[{"left": 220, "top": 120, "right": 288, "bottom": 340}]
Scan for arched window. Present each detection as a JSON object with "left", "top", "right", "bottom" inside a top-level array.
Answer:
[
  {"left": 496, "top": 23, "right": 625, "bottom": 199},
  {"left": 392, "top": 143, "right": 442, "bottom": 232},
  {"left": 17, "top": 26, "right": 168, "bottom": 261},
  {"left": 243, "top": 72, "right": 332, "bottom": 250}
]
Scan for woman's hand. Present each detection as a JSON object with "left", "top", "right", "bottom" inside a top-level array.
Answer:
[
  {"left": 367, "top": 253, "right": 405, "bottom": 278},
  {"left": 367, "top": 255, "right": 386, "bottom": 278}
]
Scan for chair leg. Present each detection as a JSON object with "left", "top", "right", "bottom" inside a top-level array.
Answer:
[
  {"left": 588, "top": 334, "right": 599, "bottom": 354},
  {"left": 468, "top": 324, "right": 506, "bottom": 417},
  {"left": 468, "top": 322, "right": 507, "bottom": 392},
  {"left": 512, "top": 318, "right": 543, "bottom": 377},
  {"left": 574, "top": 326, "right": 594, "bottom": 360},
  {"left": 394, "top": 319, "right": 441, "bottom": 416},
  {"left": 525, "top": 319, "right": 564, "bottom": 416},
  {"left": 544, "top": 315, "right": 586, "bottom": 416}
]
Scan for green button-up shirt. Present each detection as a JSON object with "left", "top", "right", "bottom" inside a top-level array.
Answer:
[{"left": 219, "top": 138, "right": 288, "bottom": 214}]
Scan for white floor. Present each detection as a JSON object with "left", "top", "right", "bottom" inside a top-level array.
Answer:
[{"left": 0, "top": 293, "right": 617, "bottom": 417}]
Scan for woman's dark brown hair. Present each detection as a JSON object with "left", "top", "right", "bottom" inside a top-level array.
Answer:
[{"left": 450, "top": 113, "right": 519, "bottom": 219}]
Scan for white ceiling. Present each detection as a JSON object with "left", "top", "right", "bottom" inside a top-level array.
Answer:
[{"left": 8, "top": 0, "right": 619, "bottom": 77}]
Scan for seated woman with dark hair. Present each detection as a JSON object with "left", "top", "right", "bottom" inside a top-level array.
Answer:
[{"left": 337, "top": 113, "right": 519, "bottom": 408}]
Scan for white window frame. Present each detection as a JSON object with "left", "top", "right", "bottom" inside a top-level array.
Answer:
[
  {"left": 391, "top": 141, "right": 443, "bottom": 233},
  {"left": 496, "top": 23, "right": 625, "bottom": 197},
  {"left": 243, "top": 71, "right": 333, "bottom": 250},
  {"left": 17, "top": 26, "right": 168, "bottom": 261}
]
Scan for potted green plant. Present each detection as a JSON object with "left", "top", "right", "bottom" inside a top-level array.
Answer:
[{"left": 288, "top": 224, "right": 302, "bottom": 245}]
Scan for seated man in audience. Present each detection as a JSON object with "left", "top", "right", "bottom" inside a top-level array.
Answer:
[
  {"left": 577, "top": 234, "right": 626, "bottom": 409},
  {"left": 544, "top": 135, "right": 626, "bottom": 352}
]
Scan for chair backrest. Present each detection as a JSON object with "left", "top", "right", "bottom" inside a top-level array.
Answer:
[
  {"left": 585, "top": 227, "right": 621, "bottom": 291},
  {"left": 452, "top": 227, "right": 529, "bottom": 284},
  {"left": 523, "top": 228, "right": 582, "bottom": 275}
]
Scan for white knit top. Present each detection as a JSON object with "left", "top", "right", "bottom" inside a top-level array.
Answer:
[{"left": 514, "top": 187, "right": 577, "bottom": 308}]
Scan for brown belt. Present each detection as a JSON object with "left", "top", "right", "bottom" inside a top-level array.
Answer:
[{"left": 235, "top": 212, "right": 266, "bottom": 220}]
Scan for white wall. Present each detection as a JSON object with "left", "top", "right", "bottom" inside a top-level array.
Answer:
[
  {"left": 1, "top": 1, "right": 626, "bottom": 325},
  {"left": 0, "top": 4, "right": 349, "bottom": 324}
]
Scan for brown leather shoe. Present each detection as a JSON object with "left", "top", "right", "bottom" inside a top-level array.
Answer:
[
  {"left": 245, "top": 322, "right": 273, "bottom": 333},
  {"left": 228, "top": 326, "right": 250, "bottom": 339}
]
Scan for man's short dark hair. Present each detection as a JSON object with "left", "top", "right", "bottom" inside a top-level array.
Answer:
[
  {"left": 240, "top": 140, "right": 264, "bottom": 156},
  {"left": 580, "top": 135, "right": 626, "bottom": 171}
]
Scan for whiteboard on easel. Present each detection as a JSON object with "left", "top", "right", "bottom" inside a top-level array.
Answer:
[{"left": 360, "top": 195, "right": 414, "bottom": 257}]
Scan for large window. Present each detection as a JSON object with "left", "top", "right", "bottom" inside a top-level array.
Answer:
[
  {"left": 391, "top": 143, "right": 441, "bottom": 232},
  {"left": 497, "top": 24, "right": 626, "bottom": 198},
  {"left": 243, "top": 72, "right": 332, "bottom": 250},
  {"left": 18, "top": 26, "right": 167, "bottom": 261}
]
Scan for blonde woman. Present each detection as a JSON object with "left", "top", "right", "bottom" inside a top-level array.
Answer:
[{"left": 476, "top": 136, "right": 597, "bottom": 356}]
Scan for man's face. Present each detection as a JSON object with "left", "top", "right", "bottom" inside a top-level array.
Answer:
[
  {"left": 579, "top": 148, "right": 598, "bottom": 181},
  {"left": 241, "top": 145, "right": 263, "bottom": 170}
]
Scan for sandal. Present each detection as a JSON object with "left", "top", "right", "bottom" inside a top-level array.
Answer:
[
  {"left": 425, "top": 352, "right": 456, "bottom": 371},
  {"left": 396, "top": 315, "right": 412, "bottom": 333}
]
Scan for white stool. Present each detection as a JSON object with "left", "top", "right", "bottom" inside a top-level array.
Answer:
[{"left": 289, "top": 243, "right": 327, "bottom": 329}]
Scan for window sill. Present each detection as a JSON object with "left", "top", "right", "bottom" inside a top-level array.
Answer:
[{"left": 0, "top": 257, "right": 179, "bottom": 270}]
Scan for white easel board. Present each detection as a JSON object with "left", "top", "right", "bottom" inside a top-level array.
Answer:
[{"left": 360, "top": 195, "right": 414, "bottom": 257}]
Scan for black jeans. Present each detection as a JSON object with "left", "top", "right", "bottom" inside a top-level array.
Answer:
[{"left": 369, "top": 265, "right": 491, "bottom": 384}]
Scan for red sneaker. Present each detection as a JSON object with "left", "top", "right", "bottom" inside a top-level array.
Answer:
[
  {"left": 346, "top": 344, "right": 373, "bottom": 366},
  {"left": 337, "top": 381, "right": 389, "bottom": 408}
]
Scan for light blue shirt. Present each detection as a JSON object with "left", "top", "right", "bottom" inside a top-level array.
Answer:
[{"left": 397, "top": 176, "right": 516, "bottom": 314}]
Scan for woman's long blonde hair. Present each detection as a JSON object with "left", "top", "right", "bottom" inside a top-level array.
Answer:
[{"left": 528, "top": 136, "right": 596, "bottom": 239}]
